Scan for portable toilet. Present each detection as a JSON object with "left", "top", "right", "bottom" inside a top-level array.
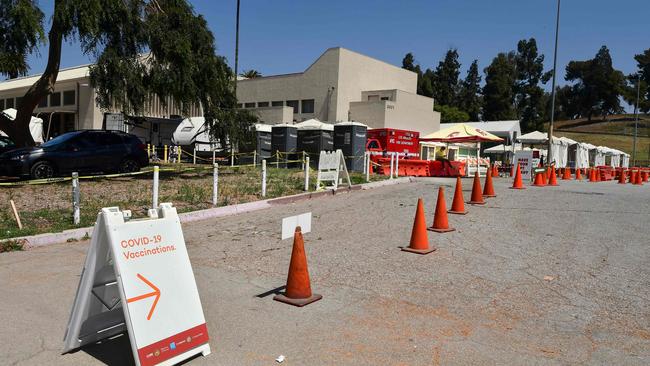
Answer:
[
  {"left": 255, "top": 123, "right": 272, "bottom": 164},
  {"left": 334, "top": 121, "right": 368, "bottom": 172},
  {"left": 295, "top": 119, "right": 334, "bottom": 166},
  {"left": 271, "top": 123, "right": 298, "bottom": 168}
]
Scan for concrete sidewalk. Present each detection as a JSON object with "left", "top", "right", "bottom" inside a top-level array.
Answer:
[{"left": 1, "top": 178, "right": 648, "bottom": 365}]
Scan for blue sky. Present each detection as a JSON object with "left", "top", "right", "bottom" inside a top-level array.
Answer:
[{"left": 23, "top": 0, "right": 650, "bottom": 91}]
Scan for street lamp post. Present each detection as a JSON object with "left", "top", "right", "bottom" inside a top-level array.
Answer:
[
  {"left": 548, "top": 0, "right": 561, "bottom": 166},
  {"left": 234, "top": 0, "right": 241, "bottom": 97},
  {"left": 633, "top": 73, "right": 640, "bottom": 166}
]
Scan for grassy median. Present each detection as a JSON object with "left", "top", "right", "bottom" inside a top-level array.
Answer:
[{"left": 0, "top": 165, "right": 385, "bottom": 241}]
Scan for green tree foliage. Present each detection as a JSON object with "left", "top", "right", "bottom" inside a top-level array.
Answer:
[
  {"left": 240, "top": 69, "right": 262, "bottom": 78},
  {"left": 402, "top": 52, "right": 432, "bottom": 97},
  {"left": 565, "top": 46, "right": 626, "bottom": 120},
  {"left": 482, "top": 52, "right": 517, "bottom": 121},
  {"left": 625, "top": 48, "right": 650, "bottom": 113},
  {"left": 434, "top": 104, "right": 469, "bottom": 123},
  {"left": 514, "top": 38, "right": 546, "bottom": 132},
  {"left": 432, "top": 48, "right": 461, "bottom": 107},
  {"left": 0, "top": 0, "right": 253, "bottom": 147},
  {"left": 458, "top": 60, "right": 482, "bottom": 121},
  {"left": 0, "top": 0, "right": 44, "bottom": 79},
  {"left": 552, "top": 85, "right": 580, "bottom": 121}
]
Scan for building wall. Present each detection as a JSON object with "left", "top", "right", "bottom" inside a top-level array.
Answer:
[
  {"left": 252, "top": 106, "right": 294, "bottom": 124},
  {"left": 236, "top": 47, "right": 420, "bottom": 124},
  {"left": 336, "top": 48, "right": 417, "bottom": 122},
  {"left": 349, "top": 90, "right": 440, "bottom": 136},
  {"left": 236, "top": 48, "right": 340, "bottom": 122}
]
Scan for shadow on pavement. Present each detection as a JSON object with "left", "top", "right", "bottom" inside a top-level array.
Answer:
[{"left": 81, "top": 333, "right": 135, "bottom": 366}]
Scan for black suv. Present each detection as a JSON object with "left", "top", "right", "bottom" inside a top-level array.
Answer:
[{"left": 0, "top": 130, "right": 149, "bottom": 179}]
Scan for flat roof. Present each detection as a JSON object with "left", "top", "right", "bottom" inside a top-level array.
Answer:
[{"left": 0, "top": 64, "right": 91, "bottom": 92}]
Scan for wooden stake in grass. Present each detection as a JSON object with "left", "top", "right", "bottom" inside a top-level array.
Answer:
[{"left": 10, "top": 199, "right": 23, "bottom": 230}]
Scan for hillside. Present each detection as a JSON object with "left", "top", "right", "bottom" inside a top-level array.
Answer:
[{"left": 545, "top": 114, "right": 650, "bottom": 164}]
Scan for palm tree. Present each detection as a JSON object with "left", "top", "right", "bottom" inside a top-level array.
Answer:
[{"left": 240, "top": 69, "right": 262, "bottom": 79}]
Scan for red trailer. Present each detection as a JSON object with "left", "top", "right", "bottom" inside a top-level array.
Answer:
[
  {"left": 366, "top": 128, "right": 420, "bottom": 160},
  {"left": 365, "top": 128, "right": 463, "bottom": 177}
]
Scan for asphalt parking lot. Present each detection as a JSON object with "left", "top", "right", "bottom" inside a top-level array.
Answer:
[{"left": 1, "top": 177, "right": 648, "bottom": 365}]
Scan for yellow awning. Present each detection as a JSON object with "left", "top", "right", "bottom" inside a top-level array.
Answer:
[{"left": 420, "top": 123, "right": 503, "bottom": 143}]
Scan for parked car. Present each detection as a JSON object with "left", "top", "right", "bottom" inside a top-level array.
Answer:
[
  {"left": 0, "top": 136, "right": 16, "bottom": 154},
  {"left": 0, "top": 130, "right": 149, "bottom": 179}
]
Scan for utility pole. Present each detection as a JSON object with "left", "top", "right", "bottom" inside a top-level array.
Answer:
[
  {"left": 633, "top": 73, "right": 640, "bottom": 166},
  {"left": 547, "top": 0, "right": 561, "bottom": 166},
  {"left": 234, "top": 0, "right": 241, "bottom": 98}
]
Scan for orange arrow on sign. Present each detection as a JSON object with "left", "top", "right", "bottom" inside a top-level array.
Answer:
[{"left": 127, "top": 273, "right": 161, "bottom": 320}]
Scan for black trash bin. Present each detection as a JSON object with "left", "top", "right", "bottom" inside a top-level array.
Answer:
[
  {"left": 271, "top": 124, "right": 298, "bottom": 168},
  {"left": 333, "top": 121, "right": 367, "bottom": 172}
]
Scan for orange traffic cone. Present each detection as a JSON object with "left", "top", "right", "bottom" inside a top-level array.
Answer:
[
  {"left": 274, "top": 227, "right": 322, "bottom": 307},
  {"left": 629, "top": 170, "right": 635, "bottom": 183},
  {"left": 467, "top": 171, "right": 486, "bottom": 205},
  {"left": 510, "top": 163, "right": 526, "bottom": 189},
  {"left": 483, "top": 167, "right": 496, "bottom": 197},
  {"left": 448, "top": 177, "right": 467, "bottom": 215},
  {"left": 618, "top": 170, "right": 626, "bottom": 184},
  {"left": 510, "top": 165, "right": 514, "bottom": 177},
  {"left": 596, "top": 168, "right": 601, "bottom": 182},
  {"left": 642, "top": 171, "right": 648, "bottom": 182},
  {"left": 402, "top": 198, "right": 436, "bottom": 254},
  {"left": 492, "top": 165, "right": 498, "bottom": 177},
  {"left": 589, "top": 168, "right": 596, "bottom": 182},
  {"left": 634, "top": 170, "right": 643, "bottom": 185},
  {"left": 562, "top": 167, "right": 571, "bottom": 180},
  {"left": 547, "top": 166, "right": 558, "bottom": 186},
  {"left": 428, "top": 187, "right": 455, "bottom": 233},
  {"left": 533, "top": 170, "right": 546, "bottom": 186},
  {"left": 575, "top": 167, "right": 582, "bottom": 180}
]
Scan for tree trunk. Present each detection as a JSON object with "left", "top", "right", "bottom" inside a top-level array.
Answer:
[{"left": 3, "top": 1, "right": 64, "bottom": 147}]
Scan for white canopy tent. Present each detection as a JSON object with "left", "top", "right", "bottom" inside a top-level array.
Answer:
[
  {"left": 516, "top": 130, "right": 548, "bottom": 144},
  {"left": 0, "top": 108, "right": 44, "bottom": 144},
  {"left": 621, "top": 153, "right": 630, "bottom": 168},
  {"left": 594, "top": 146, "right": 607, "bottom": 166}
]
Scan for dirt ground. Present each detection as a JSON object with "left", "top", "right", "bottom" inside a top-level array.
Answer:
[
  {"left": 0, "top": 177, "right": 648, "bottom": 365},
  {"left": 0, "top": 165, "right": 379, "bottom": 240}
]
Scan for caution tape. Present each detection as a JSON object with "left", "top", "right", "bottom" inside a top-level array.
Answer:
[{"left": 0, "top": 167, "right": 179, "bottom": 187}]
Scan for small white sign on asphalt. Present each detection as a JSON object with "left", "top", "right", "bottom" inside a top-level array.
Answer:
[{"left": 281, "top": 212, "right": 312, "bottom": 240}]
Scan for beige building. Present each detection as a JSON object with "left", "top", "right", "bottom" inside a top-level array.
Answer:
[
  {"left": 0, "top": 64, "right": 201, "bottom": 143},
  {"left": 237, "top": 47, "right": 440, "bottom": 135}
]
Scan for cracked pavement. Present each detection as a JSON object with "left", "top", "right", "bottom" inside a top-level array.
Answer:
[{"left": 0, "top": 177, "right": 648, "bottom": 365}]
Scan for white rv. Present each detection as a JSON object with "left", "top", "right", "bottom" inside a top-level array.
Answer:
[
  {"left": 171, "top": 117, "right": 222, "bottom": 153},
  {"left": 0, "top": 108, "right": 44, "bottom": 144}
]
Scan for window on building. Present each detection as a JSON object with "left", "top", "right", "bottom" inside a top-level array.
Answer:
[
  {"left": 301, "top": 99, "right": 314, "bottom": 114},
  {"left": 271, "top": 101, "right": 283, "bottom": 107},
  {"left": 257, "top": 101, "right": 269, "bottom": 107},
  {"left": 244, "top": 102, "right": 255, "bottom": 108},
  {"left": 6, "top": 98, "right": 14, "bottom": 108},
  {"left": 367, "top": 95, "right": 379, "bottom": 101},
  {"left": 50, "top": 92, "right": 61, "bottom": 107},
  {"left": 286, "top": 100, "right": 299, "bottom": 114},
  {"left": 381, "top": 96, "right": 390, "bottom": 101},
  {"left": 0, "top": 99, "right": 4, "bottom": 109},
  {"left": 38, "top": 96, "right": 48, "bottom": 108},
  {"left": 236, "top": 103, "right": 243, "bottom": 108},
  {"left": 63, "top": 90, "right": 76, "bottom": 106}
]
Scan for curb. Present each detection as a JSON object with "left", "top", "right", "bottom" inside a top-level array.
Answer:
[{"left": 5, "top": 177, "right": 412, "bottom": 248}]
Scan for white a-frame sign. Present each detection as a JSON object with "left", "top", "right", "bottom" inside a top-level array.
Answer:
[
  {"left": 316, "top": 149, "right": 351, "bottom": 190},
  {"left": 63, "top": 203, "right": 210, "bottom": 366}
]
